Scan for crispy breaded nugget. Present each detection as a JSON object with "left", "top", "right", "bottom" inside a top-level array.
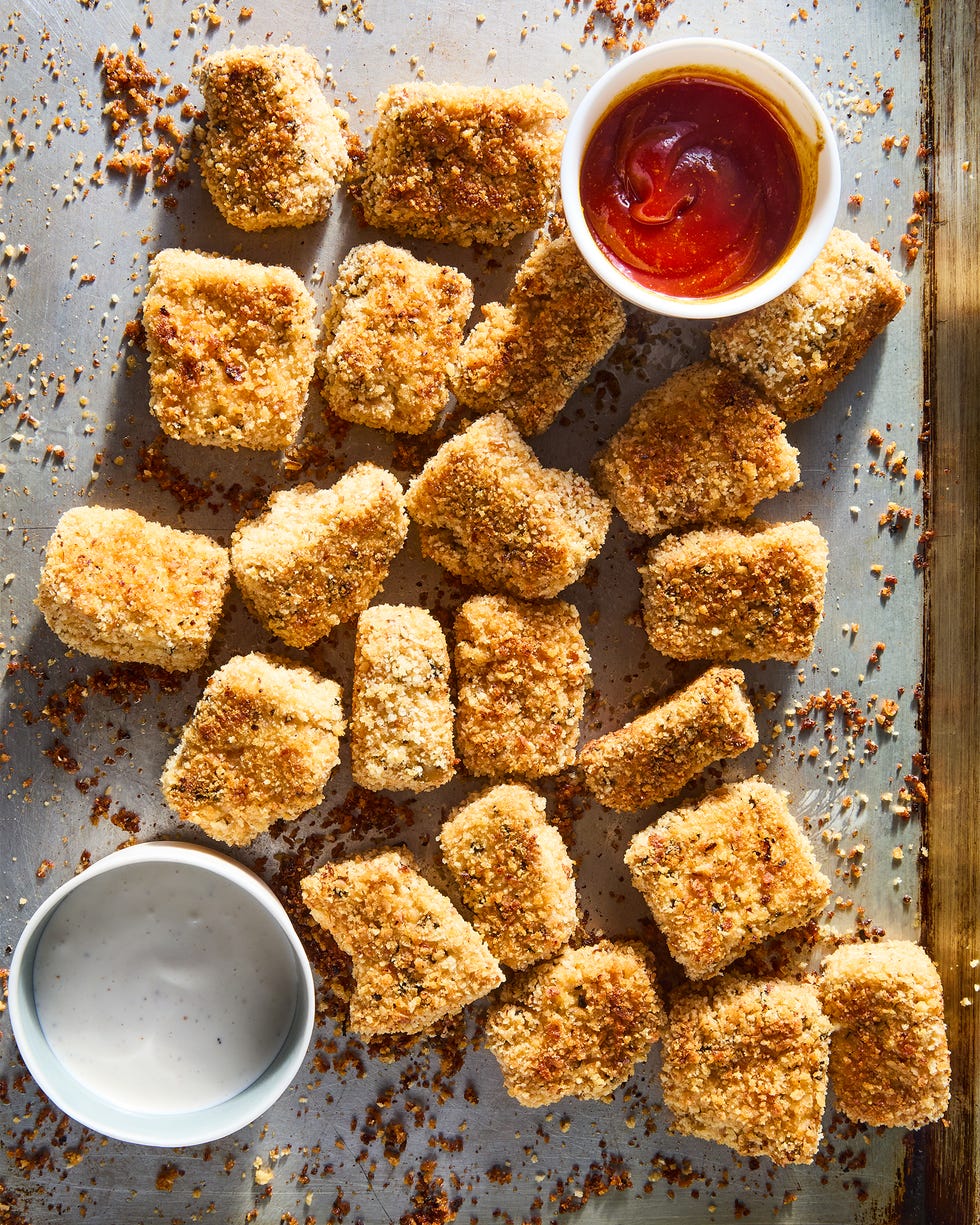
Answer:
[
  {"left": 351, "top": 605, "right": 455, "bottom": 793},
  {"left": 318, "top": 242, "right": 473, "bottom": 434},
  {"left": 354, "top": 82, "right": 567, "bottom": 246},
  {"left": 454, "top": 595, "right": 591, "bottom": 778},
  {"left": 198, "top": 45, "right": 350, "bottom": 231},
  {"left": 709, "top": 228, "right": 906, "bottom": 420},
  {"left": 231, "top": 465, "right": 408, "bottom": 648},
  {"left": 143, "top": 249, "right": 316, "bottom": 451},
  {"left": 161, "top": 653, "right": 344, "bottom": 847},
  {"left": 484, "top": 941, "right": 665, "bottom": 1107},
  {"left": 641, "top": 520, "right": 829, "bottom": 662},
  {"left": 662, "top": 975, "right": 831, "bottom": 1165},
  {"left": 819, "top": 940, "right": 950, "bottom": 1129},
  {"left": 451, "top": 232, "right": 626, "bottom": 435},
  {"left": 406, "top": 414, "right": 610, "bottom": 599},
  {"left": 439, "top": 784, "right": 577, "bottom": 970},
  {"left": 37, "top": 506, "right": 229, "bottom": 671},
  {"left": 579, "top": 666, "right": 758, "bottom": 812},
  {"left": 626, "top": 779, "right": 831, "bottom": 980},
  {"left": 592, "top": 361, "right": 800, "bottom": 535},
  {"left": 301, "top": 847, "right": 503, "bottom": 1037}
]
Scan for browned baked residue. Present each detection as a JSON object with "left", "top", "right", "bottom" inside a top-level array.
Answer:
[
  {"left": 579, "top": 0, "right": 674, "bottom": 52},
  {"left": 96, "top": 45, "right": 193, "bottom": 187}
]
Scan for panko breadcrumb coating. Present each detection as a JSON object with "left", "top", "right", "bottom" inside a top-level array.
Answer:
[
  {"left": 318, "top": 242, "right": 473, "bottom": 434},
  {"left": 484, "top": 941, "right": 665, "bottom": 1107},
  {"left": 37, "top": 506, "right": 229, "bottom": 671},
  {"left": 301, "top": 847, "right": 503, "bottom": 1037},
  {"left": 198, "top": 45, "right": 350, "bottom": 231},
  {"left": 454, "top": 595, "right": 591, "bottom": 778},
  {"left": 662, "top": 975, "right": 832, "bottom": 1165},
  {"left": 819, "top": 940, "right": 950, "bottom": 1129},
  {"left": 406, "top": 414, "right": 610, "bottom": 599},
  {"left": 353, "top": 82, "right": 567, "bottom": 246},
  {"left": 230, "top": 465, "right": 408, "bottom": 648},
  {"left": 351, "top": 605, "right": 455, "bottom": 793},
  {"left": 592, "top": 361, "right": 800, "bottom": 535},
  {"left": 641, "top": 520, "right": 829, "bottom": 662},
  {"left": 451, "top": 232, "right": 626, "bottom": 435},
  {"left": 439, "top": 783, "right": 577, "bottom": 970},
  {"left": 143, "top": 249, "right": 316, "bottom": 452},
  {"left": 161, "top": 653, "right": 344, "bottom": 847},
  {"left": 626, "top": 779, "right": 831, "bottom": 980},
  {"left": 710, "top": 228, "right": 906, "bottom": 420}
]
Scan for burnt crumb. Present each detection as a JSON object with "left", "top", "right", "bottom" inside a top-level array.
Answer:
[
  {"left": 155, "top": 1161, "right": 182, "bottom": 1191},
  {"left": 399, "top": 1161, "right": 460, "bottom": 1225},
  {"left": 580, "top": 0, "right": 675, "bottom": 51}
]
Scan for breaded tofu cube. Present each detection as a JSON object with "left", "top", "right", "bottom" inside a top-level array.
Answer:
[
  {"left": 662, "top": 975, "right": 832, "bottom": 1165},
  {"left": 439, "top": 783, "right": 577, "bottom": 970},
  {"left": 591, "top": 361, "right": 800, "bottom": 535},
  {"left": 451, "top": 232, "right": 626, "bottom": 435},
  {"left": 709, "top": 228, "right": 906, "bottom": 420},
  {"left": 351, "top": 605, "right": 455, "bottom": 793},
  {"left": 454, "top": 595, "right": 591, "bottom": 778},
  {"left": 143, "top": 249, "right": 316, "bottom": 451},
  {"left": 198, "top": 45, "right": 350, "bottom": 231},
  {"left": 578, "top": 666, "right": 758, "bottom": 812},
  {"left": 819, "top": 940, "right": 950, "bottom": 1129},
  {"left": 626, "top": 779, "right": 831, "bottom": 980},
  {"left": 406, "top": 414, "right": 610, "bottom": 599},
  {"left": 484, "top": 941, "right": 665, "bottom": 1107},
  {"left": 301, "top": 847, "right": 503, "bottom": 1037},
  {"left": 161, "top": 652, "right": 344, "bottom": 846},
  {"left": 37, "top": 506, "right": 229, "bottom": 671},
  {"left": 354, "top": 82, "right": 567, "bottom": 247},
  {"left": 318, "top": 242, "right": 473, "bottom": 434},
  {"left": 641, "top": 520, "right": 829, "bottom": 662},
  {"left": 231, "top": 465, "right": 408, "bottom": 648}
]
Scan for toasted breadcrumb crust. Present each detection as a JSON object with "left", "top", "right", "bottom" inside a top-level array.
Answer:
[
  {"left": 230, "top": 465, "right": 408, "bottom": 648},
  {"left": 662, "top": 975, "right": 832, "bottom": 1165},
  {"left": 819, "top": 940, "right": 951, "bottom": 1129},
  {"left": 318, "top": 242, "right": 473, "bottom": 434},
  {"left": 626, "top": 779, "right": 831, "bottom": 980},
  {"left": 161, "top": 652, "right": 344, "bottom": 847},
  {"left": 451, "top": 232, "right": 626, "bottom": 435},
  {"left": 351, "top": 604, "right": 455, "bottom": 793},
  {"left": 484, "top": 940, "right": 665, "bottom": 1107},
  {"left": 36, "top": 506, "right": 229, "bottom": 671},
  {"left": 709, "top": 228, "right": 906, "bottom": 420},
  {"left": 592, "top": 361, "right": 800, "bottom": 535},
  {"left": 353, "top": 82, "right": 567, "bottom": 246},
  {"left": 301, "top": 847, "right": 503, "bottom": 1036},
  {"left": 406, "top": 414, "right": 610, "bottom": 599},
  {"left": 641, "top": 520, "right": 829, "bottom": 663},
  {"left": 579, "top": 666, "right": 758, "bottom": 812},
  {"left": 143, "top": 249, "right": 316, "bottom": 451},
  {"left": 198, "top": 45, "right": 350, "bottom": 231},
  {"left": 454, "top": 595, "right": 591, "bottom": 778},
  {"left": 439, "top": 783, "right": 577, "bottom": 970}
]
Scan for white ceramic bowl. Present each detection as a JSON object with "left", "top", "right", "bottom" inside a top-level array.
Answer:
[
  {"left": 8, "top": 841, "right": 315, "bottom": 1147},
  {"left": 560, "top": 37, "right": 841, "bottom": 319}
]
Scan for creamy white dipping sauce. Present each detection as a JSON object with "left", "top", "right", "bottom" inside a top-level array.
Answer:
[{"left": 32, "top": 862, "right": 298, "bottom": 1115}]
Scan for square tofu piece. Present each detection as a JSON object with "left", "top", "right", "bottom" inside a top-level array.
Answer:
[
  {"left": 354, "top": 82, "right": 567, "bottom": 247},
  {"left": 143, "top": 249, "right": 317, "bottom": 451},
  {"left": 231, "top": 465, "right": 408, "bottom": 648},
  {"left": 439, "top": 783, "right": 577, "bottom": 971},
  {"left": 198, "top": 45, "right": 350, "bottom": 231},
  {"left": 625, "top": 779, "right": 831, "bottom": 979},
  {"left": 662, "top": 975, "right": 831, "bottom": 1165},
  {"left": 37, "top": 506, "right": 229, "bottom": 671},
  {"left": 301, "top": 847, "right": 503, "bottom": 1037},
  {"left": 318, "top": 242, "right": 473, "bottom": 434},
  {"left": 454, "top": 595, "right": 591, "bottom": 778},
  {"left": 161, "top": 652, "right": 344, "bottom": 847}
]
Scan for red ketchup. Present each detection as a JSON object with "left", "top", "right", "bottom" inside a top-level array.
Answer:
[{"left": 580, "top": 71, "right": 805, "bottom": 299}]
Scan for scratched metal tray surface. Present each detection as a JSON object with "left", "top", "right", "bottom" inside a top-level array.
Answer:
[{"left": 0, "top": 1, "right": 972, "bottom": 1223}]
